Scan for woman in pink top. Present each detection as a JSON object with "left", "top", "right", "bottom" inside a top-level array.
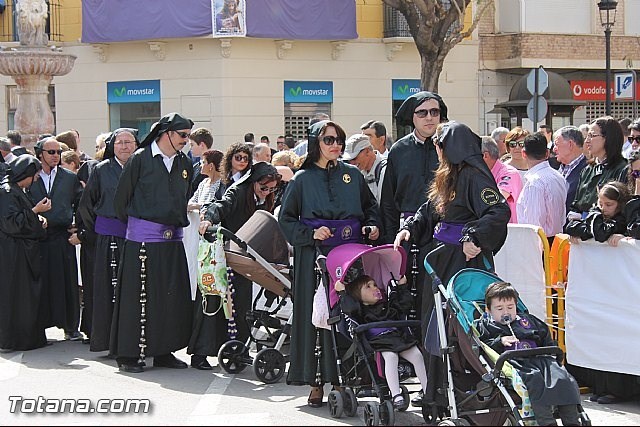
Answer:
[{"left": 482, "top": 136, "right": 523, "bottom": 223}]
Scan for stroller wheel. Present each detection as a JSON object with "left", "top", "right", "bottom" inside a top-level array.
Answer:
[
  {"left": 217, "top": 340, "right": 249, "bottom": 374},
  {"left": 328, "top": 390, "right": 344, "bottom": 418},
  {"left": 379, "top": 400, "right": 395, "bottom": 426},
  {"left": 342, "top": 387, "right": 358, "bottom": 417},
  {"left": 253, "top": 348, "right": 286, "bottom": 384},
  {"left": 397, "top": 385, "right": 410, "bottom": 412},
  {"left": 364, "top": 401, "right": 380, "bottom": 426}
]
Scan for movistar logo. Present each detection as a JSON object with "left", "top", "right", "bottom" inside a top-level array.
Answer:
[
  {"left": 398, "top": 84, "right": 409, "bottom": 94},
  {"left": 289, "top": 86, "right": 302, "bottom": 97},
  {"left": 113, "top": 86, "right": 126, "bottom": 97}
]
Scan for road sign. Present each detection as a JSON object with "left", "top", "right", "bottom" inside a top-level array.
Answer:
[
  {"left": 527, "top": 96, "right": 547, "bottom": 123},
  {"left": 614, "top": 71, "right": 634, "bottom": 100},
  {"left": 527, "top": 67, "right": 549, "bottom": 96}
]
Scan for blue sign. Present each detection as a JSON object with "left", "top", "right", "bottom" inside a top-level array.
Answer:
[
  {"left": 392, "top": 79, "right": 421, "bottom": 101},
  {"left": 107, "top": 80, "right": 161, "bottom": 104},
  {"left": 284, "top": 81, "right": 333, "bottom": 103}
]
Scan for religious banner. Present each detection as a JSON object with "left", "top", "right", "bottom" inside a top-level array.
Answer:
[{"left": 212, "top": 0, "right": 246, "bottom": 38}]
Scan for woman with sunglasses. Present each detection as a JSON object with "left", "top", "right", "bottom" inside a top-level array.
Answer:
[
  {"left": 502, "top": 127, "right": 530, "bottom": 177},
  {"left": 278, "top": 120, "right": 380, "bottom": 407},
  {"left": 624, "top": 150, "right": 640, "bottom": 239},
  {"left": 568, "top": 117, "right": 628, "bottom": 221},
  {"left": 221, "top": 142, "right": 253, "bottom": 188},
  {"left": 197, "top": 162, "right": 282, "bottom": 355}
]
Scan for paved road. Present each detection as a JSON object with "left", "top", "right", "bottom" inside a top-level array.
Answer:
[{"left": 1, "top": 329, "right": 639, "bottom": 425}]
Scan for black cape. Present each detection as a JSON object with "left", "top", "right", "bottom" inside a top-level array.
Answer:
[
  {"left": 110, "top": 145, "right": 193, "bottom": 358},
  {"left": 279, "top": 160, "right": 380, "bottom": 385},
  {"left": 0, "top": 180, "right": 47, "bottom": 350}
]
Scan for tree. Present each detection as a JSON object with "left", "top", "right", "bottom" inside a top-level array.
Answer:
[{"left": 382, "top": 0, "right": 494, "bottom": 92}]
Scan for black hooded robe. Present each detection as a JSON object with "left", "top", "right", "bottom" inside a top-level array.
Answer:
[
  {"left": 0, "top": 180, "right": 47, "bottom": 351},
  {"left": 77, "top": 158, "right": 126, "bottom": 352},
  {"left": 29, "top": 167, "right": 83, "bottom": 333},
  {"left": 279, "top": 161, "right": 380, "bottom": 385},
  {"left": 109, "top": 146, "right": 194, "bottom": 359}
]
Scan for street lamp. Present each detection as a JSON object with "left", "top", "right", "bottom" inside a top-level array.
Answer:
[{"left": 598, "top": 0, "right": 618, "bottom": 116}]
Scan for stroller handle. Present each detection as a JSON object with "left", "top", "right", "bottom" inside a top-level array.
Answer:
[
  {"left": 205, "top": 225, "right": 248, "bottom": 251},
  {"left": 491, "top": 346, "right": 564, "bottom": 378},
  {"left": 423, "top": 257, "right": 442, "bottom": 293}
]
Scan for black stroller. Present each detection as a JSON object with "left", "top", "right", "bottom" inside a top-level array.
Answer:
[{"left": 205, "top": 210, "right": 293, "bottom": 384}]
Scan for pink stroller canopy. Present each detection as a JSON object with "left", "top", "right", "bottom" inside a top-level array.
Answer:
[{"left": 326, "top": 243, "right": 406, "bottom": 308}]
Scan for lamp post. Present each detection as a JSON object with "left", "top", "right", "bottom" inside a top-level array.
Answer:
[{"left": 598, "top": 0, "right": 618, "bottom": 116}]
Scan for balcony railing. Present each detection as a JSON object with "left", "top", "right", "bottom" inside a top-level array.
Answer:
[
  {"left": 0, "top": 0, "right": 62, "bottom": 43},
  {"left": 384, "top": 4, "right": 412, "bottom": 38}
]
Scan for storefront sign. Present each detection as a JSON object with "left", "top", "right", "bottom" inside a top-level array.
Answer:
[
  {"left": 107, "top": 80, "right": 161, "bottom": 104},
  {"left": 570, "top": 80, "right": 640, "bottom": 101},
  {"left": 284, "top": 81, "right": 333, "bottom": 103},
  {"left": 392, "top": 79, "right": 421, "bottom": 101}
]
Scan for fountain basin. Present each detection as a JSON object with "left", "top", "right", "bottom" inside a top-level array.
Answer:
[{"left": 0, "top": 49, "right": 76, "bottom": 77}]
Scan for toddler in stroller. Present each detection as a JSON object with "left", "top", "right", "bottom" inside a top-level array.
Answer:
[
  {"left": 335, "top": 273, "right": 428, "bottom": 410},
  {"left": 475, "top": 281, "right": 581, "bottom": 426}
]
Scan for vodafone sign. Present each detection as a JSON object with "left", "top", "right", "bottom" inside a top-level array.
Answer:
[{"left": 571, "top": 80, "right": 640, "bottom": 101}]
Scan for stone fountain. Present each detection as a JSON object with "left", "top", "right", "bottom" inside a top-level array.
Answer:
[{"left": 0, "top": 0, "right": 76, "bottom": 147}]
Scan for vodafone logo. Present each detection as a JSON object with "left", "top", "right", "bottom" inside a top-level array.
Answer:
[{"left": 571, "top": 80, "right": 639, "bottom": 101}]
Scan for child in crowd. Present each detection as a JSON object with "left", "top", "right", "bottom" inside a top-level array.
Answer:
[
  {"left": 565, "top": 181, "right": 629, "bottom": 246},
  {"left": 335, "top": 274, "right": 428, "bottom": 409},
  {"left": 475, "top": 281, "right": 580, "bottom": 426}
]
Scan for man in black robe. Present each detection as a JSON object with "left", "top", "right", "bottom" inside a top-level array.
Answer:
[
  {"left": 29, "top": 138, "right": 84, "bottom": 341},
  {"left": 0, "top": 156, "right": 49, "bottom": 351},
  {"left": 110, "top": 113, "right": 194, "bottom": 373},
  {"left": 78, "top": 129, "right": 137, "bottom": 353}
]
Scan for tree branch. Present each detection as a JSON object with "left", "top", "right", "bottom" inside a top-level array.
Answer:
[{"left": 459, "top": 0, "right": 494, "bottom": 39}]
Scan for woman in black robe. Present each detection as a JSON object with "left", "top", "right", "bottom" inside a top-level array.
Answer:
[
  {"left": 278, "top": 120, "right": 380, "bottom": 407},
  {"left": 78, "top": 129, "right": 137, "bottom": 352},
  {"left": 195, "top": 162, "right": 282, "bottom": 370},
  {"left": 0, "top": 156, "right": 49, "bottom": 351}
]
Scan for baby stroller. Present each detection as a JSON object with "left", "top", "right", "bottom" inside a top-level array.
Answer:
[
  {"left": 422, "top": 254, "right": 591, "bottom": 426},
  {"left": 316, "top": 243, "right": 424, "bottom": 426},
  {"left": 205, "top": 210, "right": 293, "bottom": 384}
]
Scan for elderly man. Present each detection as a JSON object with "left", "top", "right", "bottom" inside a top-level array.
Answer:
[
  {"left": 342, "top": 134, "right": 386, "bottom": 204},
  {"left": 29, "top": 137, "right": 84, "bottom": 341},
  {"left": 78, "top": 128, "right": 137, "bottom": 353},
  {"left": 111, "top": 113, "right": 194, "bottom": 373},
  {"left": 516, "top": 132, "right": 567, "bottom": 242},
  {"left": 0, "top": 137, "right": 16, "bottom": 164},
  {"left": 481, "top": 136, "right": 522, "bottom": 223},
  {"left": 553, "top": 126, "right": 587, "bottom": 212},
  {"left": 490, "top": 127, "right": 509, "bottom": 158},
  {"left": 252, "top": 142, "right": 272, "bottom": 163}
]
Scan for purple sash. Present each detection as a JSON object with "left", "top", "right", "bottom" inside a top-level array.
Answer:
[
  {"left": 95, "top": 215, "right": 127, "bottom": 239},
  {"left": 301, "top": 217, "right": 361, "bottom": 247},
  {"left": 126, "top": 217, "right": 183, "bottom": 243},
  {"left": 433, "top": 222, "right": 466, "bottom": 246},
  {"left": 366, "top": 327, "right": 396, "bottom": 339}
]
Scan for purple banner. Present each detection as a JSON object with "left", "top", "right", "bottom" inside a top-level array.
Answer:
[{"left": 82, "top": 0, "right": 357, "bottom": 43}]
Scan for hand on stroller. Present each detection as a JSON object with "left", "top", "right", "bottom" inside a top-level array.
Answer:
[
  {"left": 362, "top": 225, "right": 379, "bottom": 241},
  {"left": 394, "top": 229, "right": 410, "bottom": 250},
  {"left": 198, "top": 220, "right": 212, "bottom": 235}
]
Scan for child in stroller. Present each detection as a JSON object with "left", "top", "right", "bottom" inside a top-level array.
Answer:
[
  {"left": 335, "top": 274, "right": 428, "bottom": 410},
  {"left": 475, "top": 281, "right": 581, "bottom": 426}
]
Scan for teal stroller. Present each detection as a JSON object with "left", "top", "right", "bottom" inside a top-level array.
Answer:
[{"left": 421, "top": 259, "right": 591, "bottom": 426}]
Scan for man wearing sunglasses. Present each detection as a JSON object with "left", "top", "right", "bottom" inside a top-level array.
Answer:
[
  {"left": 624, "top": 120, "right": 640, "bottom": 159},
  {"left": 29, "top": 137, "right": 84, "bottom": 342},
  {"left": 110, "top": 112, "right": 195, "bottom": 373}
]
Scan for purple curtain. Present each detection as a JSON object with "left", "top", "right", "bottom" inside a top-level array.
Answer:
[{"left": 82, "top": 0, "right": 357, "bottom": 43}]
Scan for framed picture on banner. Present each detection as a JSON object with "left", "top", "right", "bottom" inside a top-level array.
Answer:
[{"left": 212, "top": 0, "right": 246, "bottom": 37}]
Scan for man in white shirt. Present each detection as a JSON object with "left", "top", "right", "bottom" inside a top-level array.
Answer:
[
  {"left": 342, "top": 134, "right": 386, "bottom": 204},
  {"left": 361, "top": 120, "right": 390, "bottom": 158},
  {"left": 516, "top": 132, "right": 567, "bottom": 240}
]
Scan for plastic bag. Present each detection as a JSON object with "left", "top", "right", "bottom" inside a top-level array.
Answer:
[
  {"left": 311, "top": 281, "right": 331, "bottom": 330},
  {"left": 197, "top": 229, "right": 229, "bottom": 316}
]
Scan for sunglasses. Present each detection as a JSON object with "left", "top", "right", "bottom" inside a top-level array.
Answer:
[
  {"left": 628, "top": 136, "right": 640, "bottom": 144},
  {"left": 586, "top": 132, "right": 603, "bottom": 139},
  {"left": 631, "top": 170, "right": 640, "bottom": 179},
  {"left": 173, "top": 131, "right": 191, "bottom": 139},
  {"left": 508, "top": 140, "right": 525, "bottom": 148},
  {"left": 258, "top": 184, "right": 278, "bottom": 193},
  {"left": 45, "top": 149, "right": 63, "bottom": 155},
  {"left": 233, "top": 154, "right": 249, "bottom": 162},
  {"left": 321, "top": 136, "right": 345, "bottom": 146},
  {"left": 414, "top": 108, "right": 440, "bottom": 118}
]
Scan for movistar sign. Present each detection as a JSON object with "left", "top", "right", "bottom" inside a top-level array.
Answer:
[
  {"left": 107, "top": 80, "right": 161, "bottom": 104},
  {"left": 392, "top": 79, "right": 421, "bottom": 101},
  {"left": 284, "top": 81, "right": 333, "bottom": 103}
]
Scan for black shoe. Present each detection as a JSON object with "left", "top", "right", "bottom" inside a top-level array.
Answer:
[
  {"left": 191, "top": 355, "right": 213, "bottom": 370},
  {"left": 154, "top": 354, "right": 188, "bottom": 369},
  {"left": 411, "top": 390, "right": 424, "bottom": 407},
  {"left": 119, "top": 363, "right": 144, "bottom": 373},
  {"left": 392, "top": 394, "right": 406, "bottom": 409}
]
